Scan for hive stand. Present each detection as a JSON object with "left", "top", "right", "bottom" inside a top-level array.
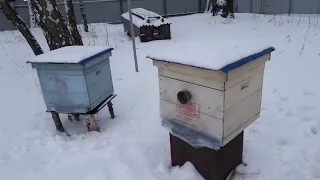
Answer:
[
  {"left": 149, "top": 46, "right": 275, "bottom": 180},
  {"left": 170, "top": 132, "right": 243, "bottom": 180},
  {"left": 27, "top": 46, "right": 116, "bottom": 134},
  {"left": 53, "top": 94, "right": 116, "bottom": 133},
  {"left": 121, "top": 8, "right": 171, "bottom": 42}
]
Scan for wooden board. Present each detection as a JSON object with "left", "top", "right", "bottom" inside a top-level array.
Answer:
[
  {"left": 224, "top": 68, "right": 264, "bottom": 110},
  {"left": 222, "top": 112, "right": 260, "bottom": 146},
  {"left": 159, "top": 76, "right": 224, "bottom": 119},
  {"left": 153, "top": 60, "right": 227, "bottom": 82},
  {"left": 226, "top": 54, "right": 270, "bottom": 88},
  {"left": 160, "top": 100, "right": 223, "bottom": 141},
  {"left": 159, "top": 68, "right": 225, "bottom": 90},
  {"left": 223, "top": 89, "right": 263, "bottom": 138}
]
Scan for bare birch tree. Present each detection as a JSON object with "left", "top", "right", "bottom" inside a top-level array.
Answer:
[
  {"left": 29, "top": 0, "right": 75, "bottom": 50},
  {"left": 0, "top": 0, "right": 43, "bottom": 55},
  {"left": 78, "top": 0, "right": 88, "bottom": 32},
  {"left": 65, "top": 0, "right": 83, "bottom": 45},
  {"left": 27, "top": 0, "right": 37, "bottom": 28},
  {"left": 1, "top": 0, "right": 85, "bottom": 133},
  {"left": 212, "top": 0, "right": 234, "bottom": 18}
]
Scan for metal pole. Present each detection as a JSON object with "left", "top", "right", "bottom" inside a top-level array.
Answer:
[{"left": 127, "top": 0, "right": 139, "bottom": 72}]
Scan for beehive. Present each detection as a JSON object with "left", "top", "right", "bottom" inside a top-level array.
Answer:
[
  {"left": 121, "top": 8, "right": 171, "bottom": 42},
  {"left": 148, "top": 42, "right": 275, "bottom": 147},
  {"left": 27, "top": 46, "right": 114, "bottom": 114}
]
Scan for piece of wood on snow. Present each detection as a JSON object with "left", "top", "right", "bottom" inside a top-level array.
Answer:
[{"left": 87, "top": 114, "right": 100, "bottom": 132}]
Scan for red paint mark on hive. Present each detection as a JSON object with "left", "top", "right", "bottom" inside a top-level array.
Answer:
[{"left": 176, "top": 102, "right": 200, "bottom": 121}]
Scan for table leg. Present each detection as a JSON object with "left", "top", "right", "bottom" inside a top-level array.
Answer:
[
  {"left": 51, "top": 112, "right": 65, "bottom": 132},
  {"left": 107, "top": 101, "right": 115, "bottom": 119}
]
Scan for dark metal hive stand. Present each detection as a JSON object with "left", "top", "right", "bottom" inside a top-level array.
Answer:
[{"left": 170, "top": 131, "right": 244, "bottom": 180}]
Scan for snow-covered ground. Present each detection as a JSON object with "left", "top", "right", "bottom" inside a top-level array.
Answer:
[{"left": 0, "top": 13, "right": 320, "bottom": 180}]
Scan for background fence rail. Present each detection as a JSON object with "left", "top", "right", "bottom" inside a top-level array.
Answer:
[{"left": 1, "top": 0, "right": 320, "bottom": 31}]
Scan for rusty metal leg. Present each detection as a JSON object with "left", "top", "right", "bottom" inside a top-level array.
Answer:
[
  {"left": 51, "top": 112, "right": 65, "bottom": 132},
  {"left": 107, "top": 101, "right": 115, "bottom": 119}
]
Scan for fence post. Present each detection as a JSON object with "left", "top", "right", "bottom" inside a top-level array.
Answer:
[
  {"left": 163, "top": 0, "right": 167, "bottom": 17},
  {"left": 119, "top": 0, "right": 124, "bottom": 15},
  {"left": 288, "top": 0, "right": 293, "bottom": 14},
  {"left": 250, "top": 0, "right": 253, "bottom": 13},
  {"left": 198, "top": 0, "right": 202, "bottom": 13}
]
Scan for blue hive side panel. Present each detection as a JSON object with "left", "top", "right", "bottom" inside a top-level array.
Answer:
[
  {"left": 37, "top": 68, "right": 90, "bottom": 114},
  {"left": 84, "top": 58, "right": 114, "bottom": 111}
]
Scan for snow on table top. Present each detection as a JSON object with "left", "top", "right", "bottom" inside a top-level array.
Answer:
[
  {"left": 147, "top": 39, "right": 275, "bottom": 72},
  {"left": 28, "top": 46, "right": 113, "bottom": 64},
  {"left": 121, "top": 8, "right": 169, "bottom": 27},
  {"left": 132, "top": 8, "right": 160, "bottom": 18}
]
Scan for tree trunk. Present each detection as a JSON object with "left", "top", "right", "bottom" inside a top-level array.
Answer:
[
  {"left": 212, "top": 0, "right": 219, "bottom": 16},
  {"left": 2, "top": 0, "right": 86, "bottom": 133},
  {"left": 0, "top": 0, "right": 43, "bottom": 55},
  {"left": 29, "top": 0, "right": 74, "bottom": 50},
  {"left": 27, "top": 0, "right": 36, "bottom": 28},
  {"left": 78, "top": 0, "right": 88, "bottom": 32},
  {"left": 65, "top": 0, "right": 83, "bottom": 45},
  {"left": 212, "top": 0, "right": 234, "bottom": 18},
  {"left": 222, "top": 0, "right": 234, "bottom": 18}
]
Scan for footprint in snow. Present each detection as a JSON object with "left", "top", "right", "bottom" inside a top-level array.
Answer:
[
  {"left": 285, "top": 110, "right": 295, "bottom": 117},
  {"left": 311, "top": 165, "right": 320, "bottom": 179},
  {"left": 311, "top": 125, "right": 320, "bottom": 135},
  {"left": 34, "top": 112, "right": 42, "bottom": 116},
  {"left": 275, "top": 138, "right": 289, "bottom": 146},
  {"left": 315, "top": 153, "right": 320, "bottom": 165},
  {"left": 297, "top": 105, "right": 316, "bottom": 112},
  {"left": 279, "top": 95, "right": 289, "bottom": 101},
  {"left": 300, "top": 116, "right": 313, "bottom": 122},
  {"left": 303, "top": 90, "right": 314, "bottom": 96}
]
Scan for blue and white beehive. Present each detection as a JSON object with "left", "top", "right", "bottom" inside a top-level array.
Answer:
[
  {"left": 28, "top": 46, "right": 114, "bottom": 114},
  {"left": 148, "top": 40, "right": 275, "bottom": 148}
]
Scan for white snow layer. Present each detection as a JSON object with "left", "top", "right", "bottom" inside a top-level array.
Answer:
[
  {"left": 1, "top": 13, "right": 320, "bottom": 180},
  {"left": 28, "top": 46, "right": 112, "bottom": 63},
  {"left": 147, "top": 39, "right": 272, "bottom": 70},
  {"left": 132, "top": 8, "right": 160, "bottom": 18},
  {"left": 121, "top": 8, "right": 169, "bottom": 27}
]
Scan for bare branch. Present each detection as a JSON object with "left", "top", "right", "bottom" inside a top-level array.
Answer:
[
  {"left": 300, "top": 14, "right": 312, "bottom": 56},
  {"left": 0, "top": 0, "right": 43, "bottom": 55}
]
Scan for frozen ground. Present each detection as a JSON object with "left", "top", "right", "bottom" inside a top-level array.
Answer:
[{"left": 0, "top": 13, "right": 320, "bottom": 180}]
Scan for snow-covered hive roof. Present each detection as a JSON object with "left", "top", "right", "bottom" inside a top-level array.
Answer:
[
  {"left": 147, "top": 40, "right": 275, "bottom": 72},
  {"left": 27, "top": 46, "right": 113, "bottom": 64},
  {"left": 121, "top": 8, "right": 170, "bottom": 27}
]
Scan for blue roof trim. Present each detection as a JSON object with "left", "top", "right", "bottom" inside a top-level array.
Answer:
[
  {"left": 79, "top": 48, "right": 114, "bottom": 64},
  {"left": 220, "top": 47, "right": 276, "bottom": 72}
]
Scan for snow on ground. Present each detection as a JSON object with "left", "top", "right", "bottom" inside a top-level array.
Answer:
[{"left": 0, "top": 13, "right": 320, "bottom": 180}]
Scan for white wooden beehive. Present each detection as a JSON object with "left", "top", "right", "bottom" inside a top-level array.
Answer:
[{"left": 150, "top": 46, "right": 275, "bottom": 146}]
